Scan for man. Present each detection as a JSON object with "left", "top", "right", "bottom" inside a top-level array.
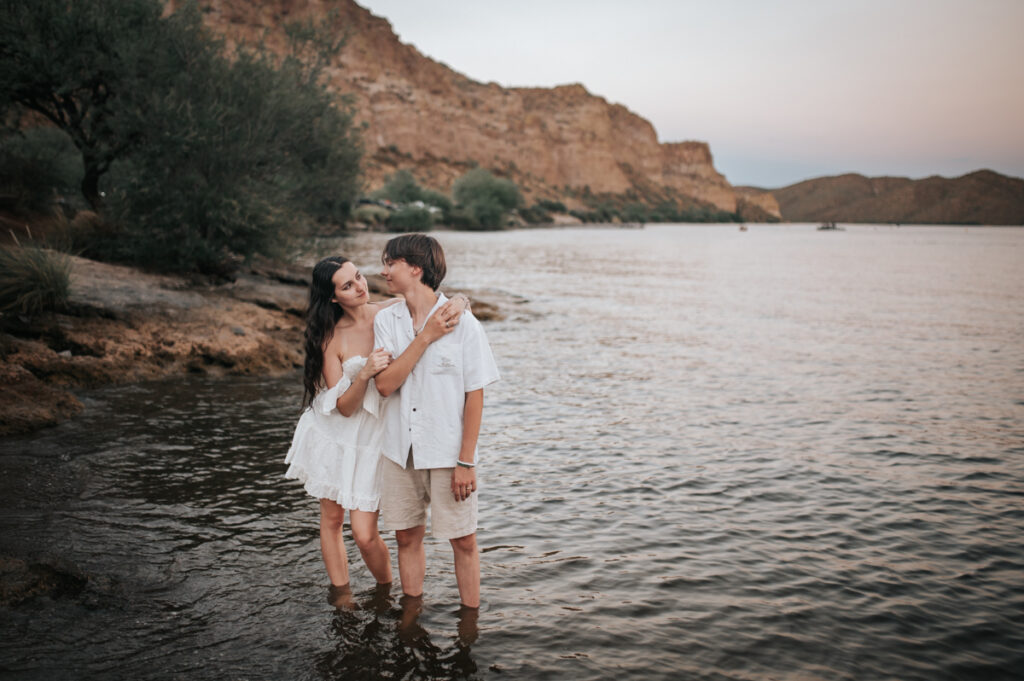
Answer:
[{"left": 373, "top": 234, "right": 500, "bottom": 610}]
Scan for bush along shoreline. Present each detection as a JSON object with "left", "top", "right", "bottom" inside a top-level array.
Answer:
[{"left": 351, "top": 169, "right": 751, "bottom": 232}]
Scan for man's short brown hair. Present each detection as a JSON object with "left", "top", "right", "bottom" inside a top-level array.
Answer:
[{"left": 382, "top": 233, "right": 447, "bottom": 290}]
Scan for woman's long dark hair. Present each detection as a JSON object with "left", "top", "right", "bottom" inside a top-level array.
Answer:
[{"left": 302, "top": 256, "right": 349, "bottom": 408}]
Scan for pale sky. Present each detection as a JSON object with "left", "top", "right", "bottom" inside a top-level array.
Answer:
[{"left": 356, "top": 0, "right": 1024, "bottom": 188}]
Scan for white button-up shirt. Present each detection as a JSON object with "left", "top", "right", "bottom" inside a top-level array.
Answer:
[{"left": 374, "top": 293, "right": 500, "bottom": 469}]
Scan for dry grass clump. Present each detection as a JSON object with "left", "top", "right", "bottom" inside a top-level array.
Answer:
[{"left": 0, "top": 233, "right": 71, "bottom": 316}]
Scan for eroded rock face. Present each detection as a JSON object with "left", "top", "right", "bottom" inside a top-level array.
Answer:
[
  {"left": 735, "top": 187, "right": 784, "bottom": 222},
  {"left": 178, "top": 0, "right": 780, "bottom": 217}
]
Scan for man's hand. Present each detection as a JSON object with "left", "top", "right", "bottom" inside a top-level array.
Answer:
[
  {"left": 452, "top": 465, "right": 476, "bottom": 502},
  {"left": 419, "top": 307, "right": 459, "bottom": 343}
]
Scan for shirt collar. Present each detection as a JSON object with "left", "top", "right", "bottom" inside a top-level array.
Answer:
[{"left": 410, "top": 292, "right": 447, "bottom": 335}]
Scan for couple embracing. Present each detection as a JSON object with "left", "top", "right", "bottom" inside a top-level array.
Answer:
[{"left": 284, "top": 233, "right": 499, "bottom": 613}]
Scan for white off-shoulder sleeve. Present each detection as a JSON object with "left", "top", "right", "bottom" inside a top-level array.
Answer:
[{"left": 312, "top": 376, "right": 352, "bottom": 415}]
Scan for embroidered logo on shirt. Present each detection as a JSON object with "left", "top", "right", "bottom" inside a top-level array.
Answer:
[{"left": 437, "top": 355, "right": 456, "bottom": 370}]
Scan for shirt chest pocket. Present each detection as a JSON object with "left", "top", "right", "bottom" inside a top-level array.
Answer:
[{"left": 430, "top": 351, "right": 459, "bottom": 375}]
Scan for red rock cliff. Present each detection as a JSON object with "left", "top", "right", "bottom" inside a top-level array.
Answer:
[{"left": 179, "top": 0, "right": 779, "bottom": 218}]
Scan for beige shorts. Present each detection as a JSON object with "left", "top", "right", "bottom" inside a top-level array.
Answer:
[{"left": 379, "top": 452, "right": 478, "bottom": 540}]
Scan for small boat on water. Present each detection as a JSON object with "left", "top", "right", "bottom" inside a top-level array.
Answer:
[
  {"left": 739, "top": 224, "right": 748, "bottom": 232},
  {"left": 817, "top": 221, "right": 844, "bottom": 231}
]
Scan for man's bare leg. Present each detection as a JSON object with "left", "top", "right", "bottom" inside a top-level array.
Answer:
[
  {"left": 450, "top": 532, "right": 480, "bottom": 608},
  {"left": 395, "top": 524, "right": 426, "bottom": 597}
]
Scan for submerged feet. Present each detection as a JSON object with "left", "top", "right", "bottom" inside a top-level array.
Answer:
[
  {"left": 327, "top": 582, "right": 356, "bottom": 610},
  {"left": 397, "top": 593, "right": 426, "bottom": 643},
  {"left": 456, "top": 604, "right": 479, "bottom": 647}
]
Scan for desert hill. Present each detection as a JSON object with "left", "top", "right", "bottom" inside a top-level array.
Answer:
[
  {"left": 178, "top": 0, "right": 779, "bottom": 220},
  {"left": 769, "top": 170, "right": 1024, "bottom": 225}
]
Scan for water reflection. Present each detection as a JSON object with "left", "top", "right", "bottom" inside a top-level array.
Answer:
[
  {"left": 2, "top": 226, "right": 1023, "bottom": 680},
  {"left": 315, "top": 587, "right": 480, "bottom": 680}
]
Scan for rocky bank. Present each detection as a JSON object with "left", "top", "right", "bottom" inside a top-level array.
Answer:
[{"left": 0, "top": 255, "right": 501, "bottom": 437}]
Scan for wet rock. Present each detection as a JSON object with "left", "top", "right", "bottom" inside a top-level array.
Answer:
[
  {"left": 0, "top": 253, "right": 507, "bottom": 435},
  {"left": 0, "top": 358, "right": 83, "bottom": 436},
  {"left": 0, "top": 556, "right": 87, "bottom": 607},
  {"left": 221, "top": 273, "right": 307, "bottom": 316},
  {"left": 65, "top": 256, "right": 206, "bottom": 320}
]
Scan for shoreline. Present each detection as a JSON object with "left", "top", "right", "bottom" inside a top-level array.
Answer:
[{"left": 0, "top": 255, "right": 502, "bottom": 437}]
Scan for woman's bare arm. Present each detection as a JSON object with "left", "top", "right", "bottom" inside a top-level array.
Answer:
[{"left": 322, "top": 337, "right": 389, "bottom": 417}]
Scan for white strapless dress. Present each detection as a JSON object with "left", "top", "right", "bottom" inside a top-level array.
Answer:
[{"left": 284, "top": 356, "right": 386, "bottom": 511}]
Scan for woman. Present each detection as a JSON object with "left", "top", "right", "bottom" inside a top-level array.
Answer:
[{"left": 284, "top": 256, "right": 468, "bottom": 606}]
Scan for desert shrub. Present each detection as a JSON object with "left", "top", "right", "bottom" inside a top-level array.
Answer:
[
  {"left": 452, "top": 168, "right": 522, "bottom": 230},
  {"left": 0, "top": 128, "right": 83, "bottom": 215},
  {"left": 569, "top": 209, "right": 601, "bottom": 223},
  {"left": 445, "top": 206, "right": 479, "bottom": 230},
  {"left": 590, "top": 201, "right": 620, "bottom": 222},
  {"left": 353, "top": 204, "right": 391, "bottom": 225},
  {"left": 0, "top": 242, "right": 71, "bottom": 316},
  {"left": 386, "top": 206, "right": 433, "bottom": 232},
  {"left": 373, "top": 170, "right": 422, "bottom": 204},
  {"left": 621, "top": 203, "right": 649, "bottom": 223},
  {"left": 420, "top": 190, "right": 453, "bottom": 216},
  {"left": 373, "top": 170, "right": 452, "bottom": 217},
  {"left": 536, "top": 199, "right": 567, "bottom": 213},
  {"left": 519, "top": 205, "right": 552, "bottom": 224},
  {"left": 674, "top": 206, "right": 741, "bottom": 223}
]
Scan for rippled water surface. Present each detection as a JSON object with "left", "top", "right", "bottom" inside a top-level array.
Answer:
[{"left": 2, "top": 224, "right": 1023, "bottom": 680}]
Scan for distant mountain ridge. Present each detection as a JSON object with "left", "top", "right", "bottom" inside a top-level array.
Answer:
[{"left": 768, "top": 170, "right": 1024, "bottom": 225}]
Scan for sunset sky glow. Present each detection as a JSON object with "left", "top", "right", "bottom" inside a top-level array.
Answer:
[{"left": 357, "top": 0, "right": 1024, "bottom": 188}]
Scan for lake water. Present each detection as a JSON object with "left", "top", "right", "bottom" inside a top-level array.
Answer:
[{"left": 1, "top": 224, "right": 1022, "bottom": 680}]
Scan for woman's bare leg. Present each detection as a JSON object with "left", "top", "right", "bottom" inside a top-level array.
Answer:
[
  {"left": 349, "top": 509, "right": 393, "bottom": 585},
  {"left": 319, "top": 499, "right": 349, "bottom": 587}
]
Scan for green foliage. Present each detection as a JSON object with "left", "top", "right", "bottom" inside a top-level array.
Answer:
[
  {"left": 372, "top": 170, "right": 453, "bottom": 217},
  {"left": 0, "top": 241, "right": 71, "bottom": 316},
  {"left": 1, "top": 0, "right": 362, "bottom": 274},
  {"left": 445, "top": 206, "right": 479, "bottom": 230},
  {"left": 621, "top": 202, "right": 649, "bottom": 223},
  {"left": 420, "top": 190, "right": 453, "bottom": 215},
  {"left": 519, "top": 204, "right": 552, "bottom": 224},
  {"left": 0, "top": 0, "right": 168, "bottom": 209},
  {"left": 373, "top": 170, "right": 423, "bottom": 204},
  {"left": 536, "top": 199, "right": 567, "bottom": 213},
  {"left": 386, "top": 206, "right": 434, "bottom": 232},
  {"left": 451, "top": 168, "right": 522, "bottom": 230},
  {"left": 0, "top": 127, "right": 84, "bottom": 215},
  {"left": 565, "top": 191, "right": 742, "bottom": 225},
  {"left": 569, "top": 209, "right": 603, "bottom": 223},
  {"left": 353, "top": 204, "right": 390, "bottom": 225}
]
